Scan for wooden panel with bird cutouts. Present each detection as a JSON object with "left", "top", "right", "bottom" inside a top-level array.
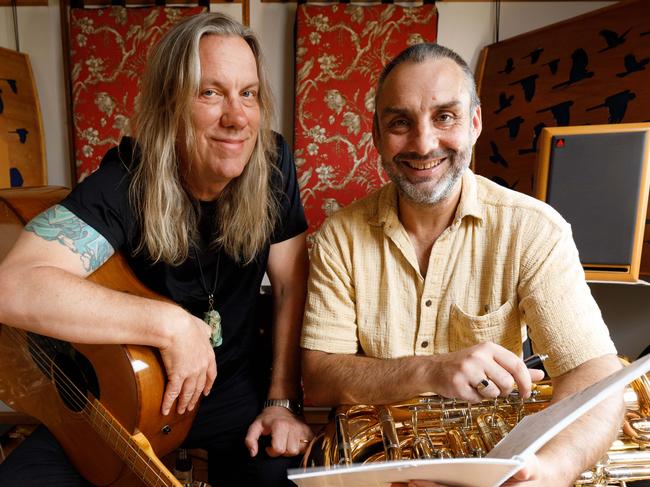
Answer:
[
  {"left": 0, "top": 47, "right": 47, "bottom": 188},
  {"left": 474, "top": 0, "right": 650, "bottom": 277}
]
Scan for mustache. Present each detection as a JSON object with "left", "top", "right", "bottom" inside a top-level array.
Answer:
[{"left": 393, "top": 150, "right": 453, "bottom": 164}]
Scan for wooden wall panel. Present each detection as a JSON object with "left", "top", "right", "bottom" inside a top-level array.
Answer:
[
  {"left": 474, "top": 0, "right": 650, "bottom": 277},
  {"left": 0, "top": 47, "right": 46, "bottom": 188}
]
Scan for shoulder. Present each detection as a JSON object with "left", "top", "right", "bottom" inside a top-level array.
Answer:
[
  {"left": 474, "top": 174, "right": 569, "bottom": 233},
  {"left": 313, "top": 188, "right": 383, "bottom": 248}
]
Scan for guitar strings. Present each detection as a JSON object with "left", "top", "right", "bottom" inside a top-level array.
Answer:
[
  {"left": 3, "top": 326, "right": 172, "bottom": 486},
  {"left": 9, "top": 327, "right": 172, "bottom": 486}
]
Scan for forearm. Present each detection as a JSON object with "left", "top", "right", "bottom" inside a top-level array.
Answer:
[
  {"left": 0, "top": 264, "right": 178, "bottom": 348},
  {"left": 266, "top": 232, "right": 309, "bottom": 401},
  {"left": 536, "top": 355, "right": 624, "bottom": 484},
  {"left": 302, "top": 349, "right": 432, "bottom": 405},
  {"left": 267, "top": 286, "right": 305, "bottom": 400}
]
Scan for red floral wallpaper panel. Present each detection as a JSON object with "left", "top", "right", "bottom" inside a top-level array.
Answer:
[
  {"left": 294, "top": 4, "right": 438, "bottom": 235},
  {"left": 69, "top": 6, "right": 205, "bottom": 182}
]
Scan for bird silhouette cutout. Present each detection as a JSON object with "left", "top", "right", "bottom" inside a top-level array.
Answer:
[
  {"left": 553, "top": 49, "right": 594, "bottom": 89},
  {"left": 10, "top": 168, "right": 23, "bottom": 187},
  {"left": 489, "top": 141, "right": 509, "bottom": 168},
  {"left": 598, "top": 28, "right": 631, "bottom": 53},
  {"left": 9, "top": 128, "right": 29, "bottom": 144},
  {"left": 0, "top": 89, "right": 3, "bottom": 115},
  {"left": 518, "top": 122, "right": 547, "bottom": 155},
  {"left": 587, "top": 90, "right": 636, "bottom": 123},
  {"left": 498, "top": 57, "right": 515, "bottom": 74},
  {"left": 1, "top": 78, "right": 17, "bottom": 94},
  {"left": 494, "top": 92, "right": 515, "bottom": 114},
  {"left": 616, "top": 54, "right": 649, "bottom": 77},
  {"left": 509, "top": 74, "right": 539, "bottom": 102},
  {"left": 497, "top": 116, "right": 525, "bottom": 139},
  {"left": 642, "top": 30, "right": 650, "bottom": 37},
  {"left": 491, "top": 176, "right": 518, "bottom": 190},
  {"left": 522, "top": 47, "right": 544, "bottom": 64},
  {"left": 543, "top": 59, "right": 560, "bottom": 75},
  {"left": 537, "top": 101, "right": 574, "bottom": 126}
]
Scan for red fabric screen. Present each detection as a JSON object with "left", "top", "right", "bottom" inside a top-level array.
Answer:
[
  {"left": 69, "top": 7, "right": 205, "bottom": 182},
  {"left": 294, "top": 4, "right": 438, "bottom": 235}
]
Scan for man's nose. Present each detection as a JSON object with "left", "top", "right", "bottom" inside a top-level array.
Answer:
[
  {"left": 221, "top": 97, "right": 248, "bottom": 129},
  {"left": 411, "top": 122, "right": 439, "bottom": 155}
]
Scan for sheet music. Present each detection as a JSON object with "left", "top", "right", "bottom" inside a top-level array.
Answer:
[
  {"left": 487, "top": 353, "right": 650, "bottom": 460},
  {"left": 289, "top": 458, "right": 524, "bottom": 487}
]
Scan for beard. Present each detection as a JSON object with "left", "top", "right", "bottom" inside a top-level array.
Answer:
[{"left": 381, "top": 144, "right": 472, "bottom": 207}]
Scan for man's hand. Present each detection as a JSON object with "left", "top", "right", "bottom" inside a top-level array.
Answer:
[
  {"left": 159, "top": 310, "right": 217, "bottom": 415},
  {"left": 428, "top": 342, "right": 545, "bottom": 402},
  {"left": 244, "top": 406, "right": 314, "bottom": 458},
  {"left": 388, "top": 457, "right": 544, "bottom": 487}
]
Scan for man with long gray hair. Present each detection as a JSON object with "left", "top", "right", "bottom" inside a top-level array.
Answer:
[
  {"left": 301, "top": 43, "right": 624, "bottom": 486},
  {"left": 0, "top": 12, "right": 311, "bottom": 486}
]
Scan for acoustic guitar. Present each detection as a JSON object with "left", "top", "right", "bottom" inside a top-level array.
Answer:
[{"left": 0, "top": 186, "right": 196, "bottom": 487}]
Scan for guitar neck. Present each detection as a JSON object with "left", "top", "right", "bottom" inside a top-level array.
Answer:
[{"left": 88, "top": 400, "right": 182, "bottom": 487}]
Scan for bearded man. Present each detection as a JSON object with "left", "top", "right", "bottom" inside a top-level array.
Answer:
[{"left": 300, "top": 43, "right": 623, "bottom": 486}]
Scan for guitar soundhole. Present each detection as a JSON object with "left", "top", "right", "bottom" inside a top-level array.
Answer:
[
  {"left": 53, "top": 354, "right": 92, "bottom": 412},
  {"left": 27, "top": 333, "right": 100, "bottom": 412}
]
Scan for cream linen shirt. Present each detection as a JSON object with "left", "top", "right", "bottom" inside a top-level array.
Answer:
[{"left": 301, "top": 169, "right": 616, "bottom": 378}]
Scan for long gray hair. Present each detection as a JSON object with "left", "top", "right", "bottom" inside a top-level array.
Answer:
[{"left": 130, "top": 13, "right": 279, "bottom": 265}]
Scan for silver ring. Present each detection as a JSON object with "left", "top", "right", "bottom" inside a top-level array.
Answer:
[
  {"left": 300, "top": 439, "right": 311, "bottom": 444},
  {"left": 475, "top": 378, "right": 490, "bottom": 391}
]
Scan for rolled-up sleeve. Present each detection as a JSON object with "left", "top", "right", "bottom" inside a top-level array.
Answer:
[{"left": 301, "top": 225, "right": 359, "bottom": 354}]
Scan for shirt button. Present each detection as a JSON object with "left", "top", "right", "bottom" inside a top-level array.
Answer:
[
  {"left": 421, "top": 340, "right": 429, "bottom": 348},
  {"left": 425, "top": 300, "right": 432, "bottom": 307}
]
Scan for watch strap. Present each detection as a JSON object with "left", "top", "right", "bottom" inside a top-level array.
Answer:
[{"left": 263, "top": 398, "right": 303, "bottom": 416}]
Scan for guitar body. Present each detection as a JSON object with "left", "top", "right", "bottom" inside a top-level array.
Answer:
[{"left": 0, "top": 186, "right": 196, "bottom": 486}]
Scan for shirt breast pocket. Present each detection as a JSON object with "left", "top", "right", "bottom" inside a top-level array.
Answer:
[{"left": 449, "top": 300, "right": 522, "bottom": 355}]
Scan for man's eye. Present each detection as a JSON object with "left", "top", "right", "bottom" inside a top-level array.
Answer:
[
  {"left": 436, "top": 113, "right": 455, "bottom": 123},
  {"left": 242, "top": 90, "right": 257, "bottom": 99},
  {"left": 390, "top": 119, "right": 409, "bottom": 128},
  {"left": 201, "top": 89, "right": 217, "bottom": 97}
]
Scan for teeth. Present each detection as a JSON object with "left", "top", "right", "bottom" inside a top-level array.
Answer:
[{"left": 405, "top": 158, "right": 444, "bottom": 170}]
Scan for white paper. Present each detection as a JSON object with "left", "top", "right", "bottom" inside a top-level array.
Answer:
[
  {"left": 487, "top": 353, "right": 650, "bottom": 460},
  {"left": 289, "top": 354, "right": 650, "bottom": 487},
  {"left": 289, "top": 458, "right": 524, "bottom": 487}
]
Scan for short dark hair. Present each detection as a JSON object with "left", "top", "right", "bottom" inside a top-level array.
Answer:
[{"left": 375, "top": 43, "right": 480, "bottom": 113}]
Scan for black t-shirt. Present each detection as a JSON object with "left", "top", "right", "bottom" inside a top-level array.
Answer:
[{"left": 61, "top": 133, "right": 307, "bottom": 383}]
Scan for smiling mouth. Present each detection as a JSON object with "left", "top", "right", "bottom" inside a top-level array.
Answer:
[{"left": 402, "top": 158, "right": 445, "bottom": 171}]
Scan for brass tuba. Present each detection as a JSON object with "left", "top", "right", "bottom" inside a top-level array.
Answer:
[{"left": 302, "top": 373, "right": 650, "bottom": 486}]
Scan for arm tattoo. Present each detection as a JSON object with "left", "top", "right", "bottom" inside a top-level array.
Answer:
[{"left": 25, "top": 205, "right": 115, "bottom": 273}]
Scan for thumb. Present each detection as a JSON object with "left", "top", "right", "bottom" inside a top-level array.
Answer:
[
  {"left": 244, "top": 421, "right": 264, "bottom": 457},
  {"left": 513, "top": 454, "right": 539, "bottom": 481}
]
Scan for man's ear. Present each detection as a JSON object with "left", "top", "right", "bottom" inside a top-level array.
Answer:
[{"left": 471, "top": 105, "right": 482, "bottom": 145}]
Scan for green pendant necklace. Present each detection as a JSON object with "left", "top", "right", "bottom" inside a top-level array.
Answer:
[{"left": 194, "top": 247, "right": 222, "bottom": 347}]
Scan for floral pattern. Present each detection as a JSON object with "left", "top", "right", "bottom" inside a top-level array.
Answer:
[
  {"left": 294, "top": 4, "right": 438, "bottom": 235},
  {"left": 69, "top": 6, "right": 205, "bottom": 182}
]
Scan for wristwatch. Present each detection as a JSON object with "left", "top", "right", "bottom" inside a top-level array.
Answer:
[{"left": 263, "top": 398, "right": 303, "bottom": 416}]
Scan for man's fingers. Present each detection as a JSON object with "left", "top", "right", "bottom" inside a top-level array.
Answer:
[
  {"left": 162, "top": 376, "right": 183, "bottom": 415},
  {"left": 266, "top": 424, "right": 289, "bottom": 458},
  {"left": 204, "top": 360, "right": 217, "bottom": 396},
  {"left": 493, "top": 351, "right": 533, "bottom": 398},
  {"left": 176, "top": 377, "right": 198, "bottom": 414},
  {"left": 188, "top": 373, "right": 206, "bottom": 412},
  {"left": 529, "top": 368, "right": 546, "bottom": 382},
  {"left": 245, "top": 421, "right": 264, "bottom": 457}
]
